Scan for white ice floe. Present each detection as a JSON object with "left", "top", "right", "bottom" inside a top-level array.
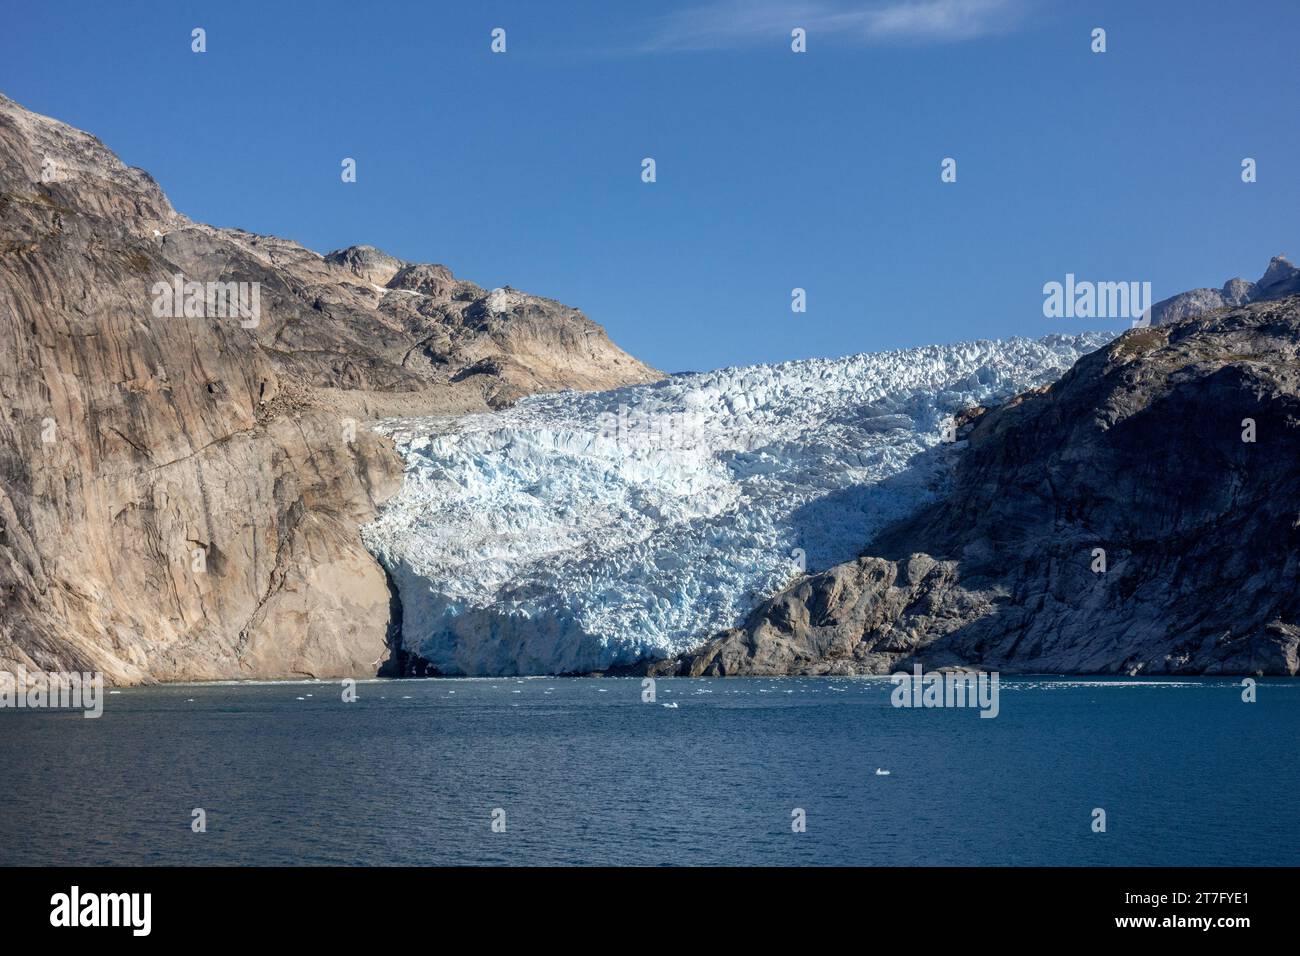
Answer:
[{"left": 362, "top": 333, "right": 1112, "bottom": 675}]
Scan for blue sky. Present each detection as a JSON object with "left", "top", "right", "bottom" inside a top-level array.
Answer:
[{"left": 3, "top": 0, "right": 1297, "bottom": 372}]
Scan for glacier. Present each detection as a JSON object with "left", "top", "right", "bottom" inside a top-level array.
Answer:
[{"left": 361, "top": 333, "right": 1113, "bottom": 675}]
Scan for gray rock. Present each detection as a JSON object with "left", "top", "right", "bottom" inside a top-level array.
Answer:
[
  {"left": 324, "top": 244, "right": 406, "bottom": 286},
  {"left": 664, "top": 297, "right": 1300, "bottom": 676},
  {"left": 1150, "top": 255, "right": 1299, "bottom": 325}
]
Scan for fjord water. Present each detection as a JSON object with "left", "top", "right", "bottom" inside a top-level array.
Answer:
[{"left": 2, "top": 677, "right": 1296, "bottom": 866}]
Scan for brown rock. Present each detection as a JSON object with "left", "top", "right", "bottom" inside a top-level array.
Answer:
[{"left": 0, "top": 93, "right": 660, "bottom": 684}]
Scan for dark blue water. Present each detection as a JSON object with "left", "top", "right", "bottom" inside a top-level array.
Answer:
[{"left": 2, "top": 676, "right": 1296, "bottom": 865}]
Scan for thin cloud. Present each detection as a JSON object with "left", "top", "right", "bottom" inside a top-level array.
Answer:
[{"left": 637, "top": 0, "right": 1029, "bottom": 53}]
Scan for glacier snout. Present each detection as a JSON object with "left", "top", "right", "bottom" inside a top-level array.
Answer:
[{"left": 361, "top": 334, "right": 1111, "bottom": 675}]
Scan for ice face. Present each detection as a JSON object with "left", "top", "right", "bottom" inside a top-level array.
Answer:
[{"left": 361, "top": 333, "right": 1113, "bottom": 675}]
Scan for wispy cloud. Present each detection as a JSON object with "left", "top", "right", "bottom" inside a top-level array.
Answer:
[{"left": 636, "top": 0, "right": 1029, "bottom": 53}]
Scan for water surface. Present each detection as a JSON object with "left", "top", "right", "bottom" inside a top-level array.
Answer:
[{"left": 2, "top": 676, "right": 1295, "bottom": 865}]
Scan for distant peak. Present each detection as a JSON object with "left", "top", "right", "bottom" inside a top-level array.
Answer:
[
  {"left": 324, "top": 244, "right": 406, "bottom": 285},
  {"left": 1259, "top": 253, "right": 1296, "bottom": 282},
  {"left": 1152, "top": 252, "right": 1300, "bottom": 325},
  {"left": 386, "top": 262, "right": 456, "bottom": 295},
  {"left": 1254, "top": 255, "right": 1299, "bottom": 301}
]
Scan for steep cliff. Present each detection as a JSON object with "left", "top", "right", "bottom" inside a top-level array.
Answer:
[
  {"left": 663, "top": 297, "right": 1300, "bottom": 676},
  {"left": 0, "top": 92, "right": 659, "bottom": 683}
]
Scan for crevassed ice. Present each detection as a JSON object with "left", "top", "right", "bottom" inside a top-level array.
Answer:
[{"left": 361, "top": 333, "right": 1113, "bottom": 675}]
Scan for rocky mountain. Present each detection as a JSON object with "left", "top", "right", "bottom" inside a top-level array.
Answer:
[
  {"left": 0, "top": 93, "right": 659, "bottom": 683},
  {"left": 5, "top": 90, "right": 1293, "bottom": 685},
  {"left": 660, "top": 296, "right": 1300, "bottom": 676},
  {"left": 1150, "top": 255, "right": 1300, "bottom": 325}
]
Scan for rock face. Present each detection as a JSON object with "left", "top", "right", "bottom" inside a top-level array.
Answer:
[
  {"left": 664, "top": 297, "right": 1300, "bottom": 676},
  {"left": 0, "top": 93, "right": 659, "bottom": 684},
  {"left": 1150, "top": 255, "right": 1300, "bottom": 325}
]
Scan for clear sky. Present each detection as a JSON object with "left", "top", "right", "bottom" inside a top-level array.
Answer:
[{"left": 3, "top": 0, "right": 1297, "bottom": 372}]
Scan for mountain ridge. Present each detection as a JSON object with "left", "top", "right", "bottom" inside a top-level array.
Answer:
[
  {"left": 1150, "top": 254, "right": 1300, "bottom": 325},
  {"left": 4, "top": 90, "right": 1293, "bottom": 682}
]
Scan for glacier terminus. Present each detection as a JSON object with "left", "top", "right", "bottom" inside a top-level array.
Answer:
[{"left": 361, "top": 333, "right": 1113, "bottom": 675}]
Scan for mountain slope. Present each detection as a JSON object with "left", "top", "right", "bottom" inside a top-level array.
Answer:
[
  {"left": 663, "top": 296, "right": 1300, "bottom": 676},
  {"left": 0, "top": 92, "right": 658, "bottom": 683}
]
